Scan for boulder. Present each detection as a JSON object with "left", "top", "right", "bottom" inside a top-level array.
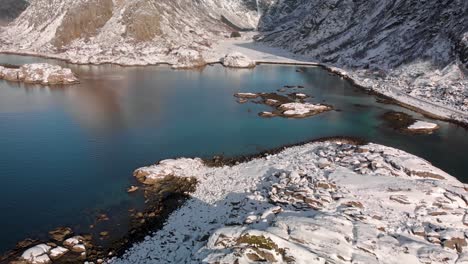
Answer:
[
  {"left": 49, "top": 246, "right": 68, "bottom": 260},
  {"left": 49, "top": 227, "right": 73, "bottom": 242},
  {"left": 222, "top": 52, "right": 255, "bottom": 68},
  {"left": 20, "top": 244, "right": 51, "bottom": 264},
  {"left": 230, "top": 31, "right": 241, "bottom": 38},
  {"left": 407, "top": 121, "right": 439, "bottom": 133}
]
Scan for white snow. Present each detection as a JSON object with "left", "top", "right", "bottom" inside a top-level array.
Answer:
[
  {"left": 408, "top": 121, "right": 439, "bottom": 131},
  {"left": 111, "top": 140, "right": 468, "bottom": 263}
]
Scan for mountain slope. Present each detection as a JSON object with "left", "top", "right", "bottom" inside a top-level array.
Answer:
[
  {"left": 0, "top": 0, "right": 28, "bottom": 25},
  {"left": 257, "top": 0, "right": 468, "bottom": 117},
  {"left": 0, "top": 0, "right": 268, "bottom": 65}
]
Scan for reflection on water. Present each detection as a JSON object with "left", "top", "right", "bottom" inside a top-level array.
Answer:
[{"left": 0, "top": 54, "right": 467, "bottom": 254}]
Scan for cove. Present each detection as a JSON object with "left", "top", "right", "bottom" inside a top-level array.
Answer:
[{"left": 0, "top": 54, "right": 467, "bottom": 254}]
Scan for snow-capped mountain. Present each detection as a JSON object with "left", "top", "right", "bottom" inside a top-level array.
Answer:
[{"left": 257, "top": 0, "right": 467, "bottom": 69}]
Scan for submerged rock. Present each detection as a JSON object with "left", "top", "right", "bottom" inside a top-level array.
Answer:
[
  {"left": 222, "top": 52, "right": 256, "bottom": 68},
  {"left": 0, "top": 63, "right": 79, "bottom": 85},
  {"left": 127, "top": 186, "right": 139, "bottom": 193},
  {"left": 48, "top": 227, "right": 73, "bottom": 242}
]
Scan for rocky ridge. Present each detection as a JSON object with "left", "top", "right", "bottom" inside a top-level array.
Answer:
[{"left": 111, "top": 140, "right": 468, "bottom": 263}]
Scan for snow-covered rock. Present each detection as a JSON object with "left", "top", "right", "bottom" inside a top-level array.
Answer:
[
  {"left": 134, "top": 158, "right": 204, "bottom": 185},
  {"left": 408, "top": 121, "right": 439, "bottom": 132},
  {"left": 49, "top": 246, "right": 68, "bottom": 260},
  {"left": 20, "top": 244, "right": 51, "bottom": 264},
  {"left": 0, "top": 63, "right": 78, "bottom": 85},
  {"left": 222, "top": 52, "right": 256, "bottom": 68},
  {"left": 278, "top": 102, "right": 331, "bottom": 118}
]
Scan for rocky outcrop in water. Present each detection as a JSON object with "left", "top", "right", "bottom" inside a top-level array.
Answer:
[{"left": 0, "top": 63, "right": 79, "bottom": 85}]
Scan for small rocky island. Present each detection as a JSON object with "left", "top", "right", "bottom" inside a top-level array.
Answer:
[
  {"left": 234, "top": 90, "right": 332, "bottom": 118},
  {"left": 0, "top": 63, "right": 79, "bottom": 85},
  {"left": 222, "top": 52, "right": 256, "bottom": 68}
]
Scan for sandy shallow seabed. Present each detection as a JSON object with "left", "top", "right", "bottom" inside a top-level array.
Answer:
[{"left": 111, "top": 139, "right": 468, "bottom": 264}]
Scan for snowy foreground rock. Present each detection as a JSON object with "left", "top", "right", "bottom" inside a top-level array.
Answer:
[
  {"left": 222, "top": 52, "right": 256, "bottom": 68},
  {"left": 0, "top": 63, "right": 78, "bottom": 85},
  {"left": 113, "top": 140, "right": 468, "bottom": 264},
  {"left": 18, "top": 236, "right": 87, "bottom": 264}
]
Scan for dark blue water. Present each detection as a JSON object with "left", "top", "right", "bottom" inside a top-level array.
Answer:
[{"left": 0, "top": 54, "right": 467, "bottom": 253}]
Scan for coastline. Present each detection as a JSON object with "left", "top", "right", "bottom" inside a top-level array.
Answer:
[
  {"left": 2, "top": 36, "right": 466, "bottom": 127},
  {"left": 111, "top": 138, "right": 468, "bottom": 263}
]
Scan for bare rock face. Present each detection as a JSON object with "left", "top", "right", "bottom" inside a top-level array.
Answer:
[
  {"left": 222, "top": 52, "right": 256, "bottom": 68},
  {"left": 0, "top": 0, "right": 28, "bottom": 25},
  {"left": 52, "top": 0, "right": 114, "bottom": 48},
  {"left": 0, "top": 63, "right": 79, "bottom": 85}
]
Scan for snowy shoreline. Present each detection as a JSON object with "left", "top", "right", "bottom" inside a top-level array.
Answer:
[
  {"left": 1, "top": 42, "right": 466, "bottom": 127},
  {"left": 109, "top": 138, "right": 468, "bottom": 264}
]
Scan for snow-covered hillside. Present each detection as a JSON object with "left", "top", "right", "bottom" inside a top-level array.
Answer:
[
  {"left": 257, "top": 0, "right": 468, "bottom": 119},
  {"left": 0, "top": 0, "right": 271, "bottom": 65}
]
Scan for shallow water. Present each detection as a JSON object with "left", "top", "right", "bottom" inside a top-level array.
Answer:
[{"left": 0, "top": 54, "right": 467, "bottom": 253}]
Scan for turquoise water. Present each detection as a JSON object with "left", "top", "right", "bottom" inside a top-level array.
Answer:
[{"left": 0, "top": 54, "right": 467, "bottom": 253}]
